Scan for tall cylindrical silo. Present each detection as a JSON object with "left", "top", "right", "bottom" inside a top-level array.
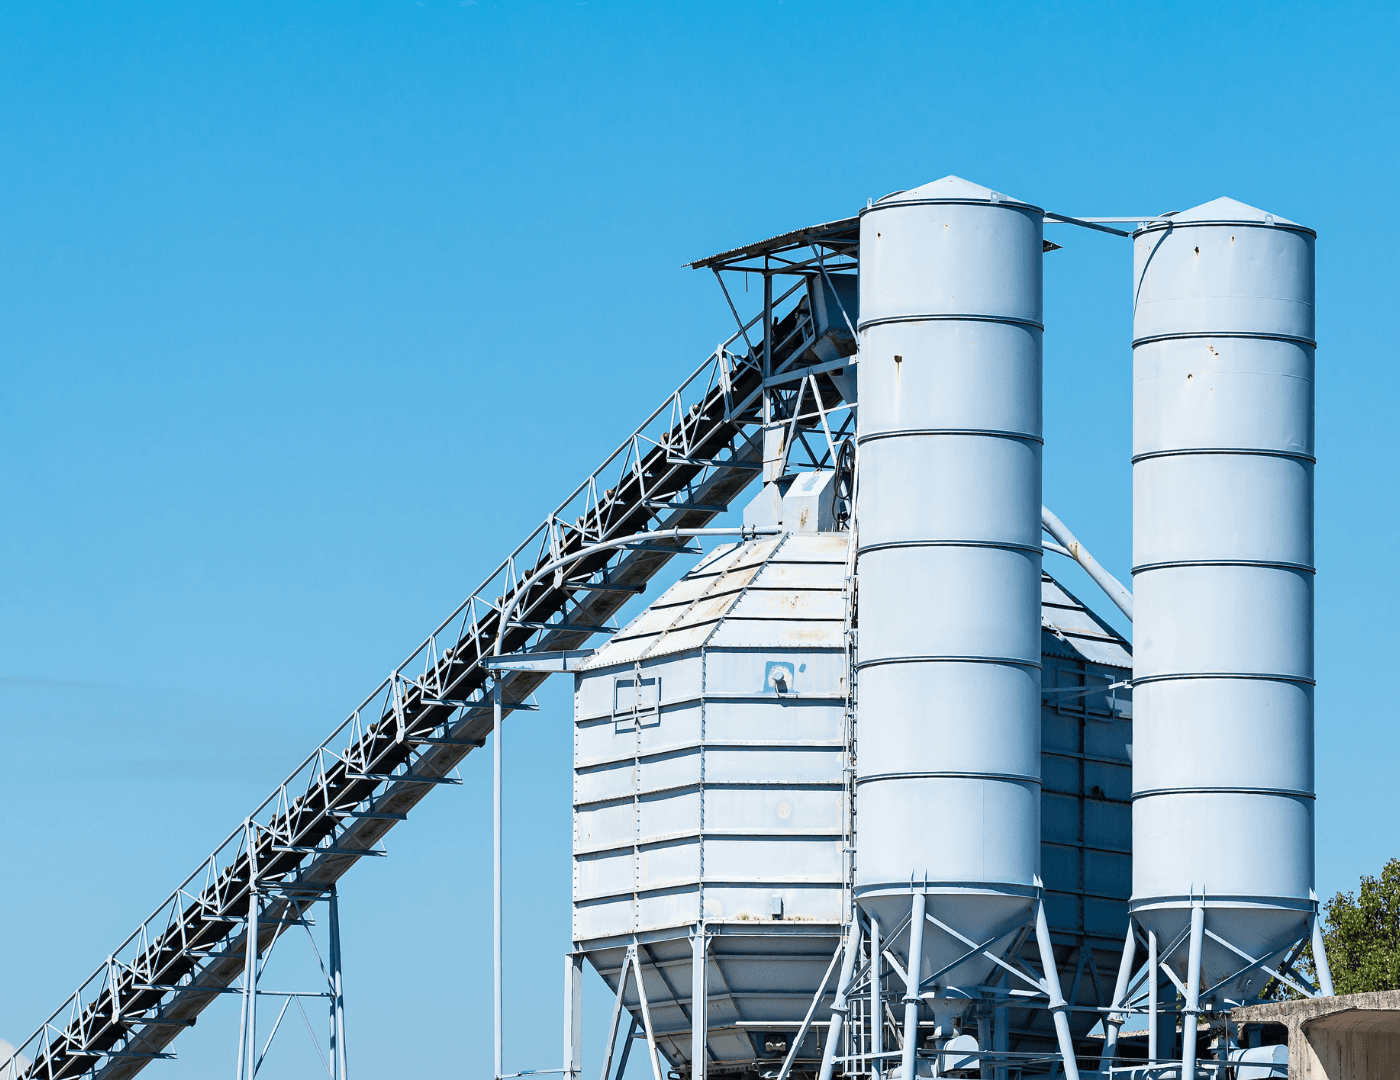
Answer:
[
  {"left": 1131, "top": 198, "right": 1320, "bottom": 1009},
  {"left": 854, "top": 177, "right": 1045, "bottom": 1029}
]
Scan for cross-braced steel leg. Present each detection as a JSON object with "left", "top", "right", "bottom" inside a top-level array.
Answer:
[
  {"left": 1034, "top": 898, "right": 1080, "bottom": 1080},
  {"left": 901, "top": 893, "right": 926, "bottom": 1080}
]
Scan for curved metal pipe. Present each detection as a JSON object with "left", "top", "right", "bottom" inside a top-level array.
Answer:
[{"left": 1041, "top": 505, "right": 1133, "bottom": 621}]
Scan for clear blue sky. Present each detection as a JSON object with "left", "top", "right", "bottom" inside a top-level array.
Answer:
[{"left": 2, "top": 2, "right": 1396, "bottom": 1077}]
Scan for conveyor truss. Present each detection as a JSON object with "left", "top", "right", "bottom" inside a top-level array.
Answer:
[{"left": 13, "top": 223, "right": 860, "bottom": 1080}]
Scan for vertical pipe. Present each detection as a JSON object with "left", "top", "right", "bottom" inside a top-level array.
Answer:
[
  {"left": 901, "top": 893, "right": 926, "bottom": 1080},
  {"left": 691, "top": 928, "right": 707, "bottom": 1080},
  {"left": 494, "top": 676, "right": 504, "bottom": 1080},
  {"left": 1034, "top": 899, "right": 1080, "bottom": 1080},
  {"left": 819, "top": 920, "right": 864, "bottom": 1080},
  {"left": 1181, "top": 904, "right": 1205, "bottom": 1080},
  {"left": 1147, "top": 929, "right": 1159, "bottom": 1063},
  {"left": 329, "top": 886, "right": 348, "bottom": 1080},
  {"left": 1099, "top": 923, "right": 1138, "bottom": 1070},
  {"left": 869, "top": 916, "right": 883, "bottom": 1079},
  {"left": 1312, "top": 910, "right": 1335, "bottom": 996}
]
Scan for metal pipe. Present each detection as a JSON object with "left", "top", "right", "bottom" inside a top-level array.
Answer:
[
  {"left": 1312, "top": 908, "right": 1335, "bottom": 996},
  {"left": 1099, "top": 923, "right": 1137, "bottom": 1069},
  {"left": 818, "top": 919, "right": 865, "bottom": 1080},
  {"left": 1034, "top": 898, "right": 1080, "bottom": 1080},
  {"left": 1181, "top": 903, "right": 1205, "bottom": 1080},
  {"left": 1041, "top": 505, "right": 1133, "bottom": 621},
  {"left": 493, "top": 675, "right": 503, "bottom": 1080},
  {"left": 901, "top": 893, "right": 926, "bottom": 1080},
  {"left": 329, "top": 886, "right": 347, "bottom": 1080},
  {"left": 1147, "top": 929, "right": 1158, "bottom": 1063},
  {"left": 869, "top": 916, "right": 883, "bottom": 1078}
]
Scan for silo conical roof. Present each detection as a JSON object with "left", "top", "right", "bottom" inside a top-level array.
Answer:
[
  {"left": 1150, "top": 196, "right": 1311, "bottom": 234},
  {"left": 874, "top": 174, "right": 1040, "bottom": 211}
]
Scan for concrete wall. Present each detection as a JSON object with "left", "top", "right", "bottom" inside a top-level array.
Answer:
[{"left": 1233, "top": 990, "right": 1400, "bottom": 1079}]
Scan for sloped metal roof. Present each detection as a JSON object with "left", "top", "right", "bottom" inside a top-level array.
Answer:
[{"left": 583, "top": 536, "right": 1131, "bottom": 672}]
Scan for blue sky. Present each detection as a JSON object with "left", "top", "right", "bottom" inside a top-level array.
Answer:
[{"left": 2, "top": 2, "right": 1397, "bottom": 1076}]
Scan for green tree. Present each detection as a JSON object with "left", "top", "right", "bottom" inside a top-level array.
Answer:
[{"left": 1319, "top": 857, "right": 1400, "bottom": 995}]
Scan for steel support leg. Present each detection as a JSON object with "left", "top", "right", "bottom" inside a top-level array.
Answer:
[
  {"left": 901, "top": 893, "right": 926, "bottom": 1080},
  {"left": 597, "top": 953, "right": 631, "bottom": 1080},
  {"left": 1034, "top": 899, "right": 1080, "bottom": 1080},
  {"left": 1147, "top": 929, "right": 1159, "bottom": 1064},
  {"left": 691, "top": 927, "right": 707, "bottom": 1080},
  {"left": 494, "top": 676, "right": 504, "bottom": 1079},
  {"left": 1181, "top": 903, "right": 1205, "bottom": 1080},
  {"left": 1312, "top": 908, "right": 1336, "bottom": 996},
  {"left": 613, "top": 1020, "right": 639, "bottom": 1080},
  {"left": 631, "top": 947, "right": 665, "bottom": 1080},
  {"left": 240, "top": 883, "right": 259, "bottom": 1080},
  {"left": 564, "top": 952, "right": 583, "bottom": 1080},
  {"left": 1100, "top": 921, "right": 1137, "bottom": 1071},
  {"left": 329, "top": 886, "right": 348, "bottom": 1080},
  {"left": 870, "top": 916, "right": 883, "bottom": 1079},
  {"left": 819, "top": 918, "right": 864, "bottom": 1080},
  {"left": 993, "top": 980, "right": 1009, "bottom": 1080}
]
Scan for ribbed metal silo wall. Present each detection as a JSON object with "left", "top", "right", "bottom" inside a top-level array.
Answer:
[
  {"left": 854, "top": 177, "right": 1044, "bottom": 994},
  {"left": 1130, "top": 199, "right": 1318, "bottom": 999}
]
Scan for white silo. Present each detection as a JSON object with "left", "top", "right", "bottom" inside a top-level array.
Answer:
[
  {"left": 1129, "top": 198, "right": 1330, "bottom": 1074},
  {"left": 854, "top": 176, "right": 1077, "bottom": 1076}
]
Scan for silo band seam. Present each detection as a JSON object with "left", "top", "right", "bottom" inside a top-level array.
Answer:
[
  {"left": 1132, "top": 219, "right": 1317, "bottom": 238},
  {"left": 858, "top": 540, "right": 1044, "bottom": 556},
  {"left": 1130, "top": 672, "right": 1315, "bottom": 686},
  {"left": 856, "top": 655, "right": 1041, "bottom": 671},
  {"left": 860, "top": 197, "right": 1044, "bottom": 216},
  {"left": 1131, "top": 559, "right": 1316, "bottom": 575},
  {"left": 857, "top": 428, "right": 1044, "bottom": 446},
  {"left": 854, "top": 771, "right": 1041, "bottom": 786},
  {"left": 858, "top": 313, "right": 1044, "bottom": 332},
  {"left": 1131, "top": 786, "right": 1314, "bottom": 801},
  {"left": 1131, "top": 447, "right": 1316, "bottom": 465},
  {"left": 1130, "top": 895, "right": 1317, "bottom": 913},
  {"left": 1131, "top": 330, "right": 1316, "bottom": 348},
  {"left": 854, "top": 881, "right": 1042, "bottom": 898}
]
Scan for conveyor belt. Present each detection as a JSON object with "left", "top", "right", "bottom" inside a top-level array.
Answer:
[{"left": 15, "top": 287, "right": 854, "bottom": 1080}]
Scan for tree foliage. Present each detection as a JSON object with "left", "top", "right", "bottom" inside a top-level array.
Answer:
[{"left": 1320, "top": 857, "right": 1400, "bottom": 995}]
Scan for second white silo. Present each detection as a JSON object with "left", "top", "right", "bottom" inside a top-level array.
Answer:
[{"left": 1130, "top": 197, "right": 1328, "bottom": 1068}]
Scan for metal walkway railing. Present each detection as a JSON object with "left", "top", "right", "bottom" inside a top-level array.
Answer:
[{"left": 16, "top": 280, "right": 854, "bottom": 1080}]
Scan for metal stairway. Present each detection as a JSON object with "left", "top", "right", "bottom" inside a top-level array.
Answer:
[{"left": 15, "top": 264, "right": 857, "bottom": 1080}]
